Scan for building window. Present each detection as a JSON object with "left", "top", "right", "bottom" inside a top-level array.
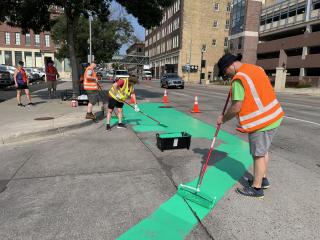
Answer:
[
  {"left": 25, "top": 34, "right": 31, "bottom": 46},
  {"left": 225, "top": 19, "right": 230, "bottom": 29},
  {"left": 212, "top": 39, "right": 217, "bottom": 47},
  {"left": 224, "top": 37, "right": 228, "bottom": 47},
  {"left": 15, "top": 33, "right": 21, "bottom": 45},
  {"left": 5, "top": 32, "right": 10, "bottom": 45},
  {"left": 226, "top": 2, "right": 231, "bottom": 12},
  {"left": 15, "top": 51, "right": 23, "bottom": 65},
  {"left": 213, "top": 20, "right": 218, "bottom": 28},
  {"left": 35, "top": 34, "right": 40, "bottom": 46},
  {"left": 214, "top": 3, "right": 220, "bottom": 11},
  {"left": 4, "top": 51, "right": 12, "bottom": 65},
  {"left": 45, "top": 34, "right": 50, "bottom": 47}
]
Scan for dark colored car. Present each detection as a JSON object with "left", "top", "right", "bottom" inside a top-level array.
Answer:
[
  {"left": 0, "top": 65, "right": 13, "bottom": 88},
  {"left": 160, "top": 74, "right": 184, "bottom": 89}
]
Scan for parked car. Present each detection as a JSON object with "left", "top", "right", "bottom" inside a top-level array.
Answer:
[
  {"left": 113, "top": 70, "right": 129, "bottom": 82},
  {"left": 143, "top": 70, "right": 152, "bottom": 80},
  {"left": 33, "top": 67, "right": 46, "bottom": 81},
  {"left": 160, "top": 73, "right": 184, "bottom": 89},
  {"left": 0, "top": 65, "right": 14, "bottom": 88},
  {"left": 1, "top": 65, "right": 15, "bottom": 81},
  {"left": 25, "top": 68, "right": 40, "bottom": 83}
]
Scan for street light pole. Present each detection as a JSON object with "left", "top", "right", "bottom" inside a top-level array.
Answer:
[{"left": 89, "top": 13, "right": 93, "bottom": 63}]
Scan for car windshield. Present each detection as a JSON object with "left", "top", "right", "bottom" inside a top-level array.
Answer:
[
  {"left": 116, "top": 71, "right": 128, "bottom": 75},
  {"left": 166, "top": 74, "right": 179, "bottom": 78}
]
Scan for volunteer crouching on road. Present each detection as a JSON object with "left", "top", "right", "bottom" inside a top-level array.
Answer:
[
  {"left": 106, "top": 74, "right": 139, "bottom": 131},
  {"left": 217, "top": 54, "right": 284, "bottom": 199},
  {"left": 83, "top": 61, "right": 105, "bottom": 121}
]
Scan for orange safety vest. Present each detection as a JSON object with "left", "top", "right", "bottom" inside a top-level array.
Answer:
[
  {"left": 83, "top": 66, "right": 98, "bottom": 91},
  {"left": 231, "top": 64, "right": 284, "bottom": 133}
]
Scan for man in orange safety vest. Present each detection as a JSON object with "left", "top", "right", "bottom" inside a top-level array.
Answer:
[{"left": 217, "top": 54, "right": 284, "bottom": 199}]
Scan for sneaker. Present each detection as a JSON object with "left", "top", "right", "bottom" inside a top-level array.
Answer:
[
  {"left": 106, "top": 124, "right": 111, "bottom": 131},
  {"left": 17, "top": 103, "right": 25, "bottom": 107},
  {"left": 237, "top": 186, "right": 264, "bottom": 199},
  {"left": 85, "top": 112, "right": 96, "bottom": 120},
  {"left": 117, "top": 123, "right": 127, "bottom": 129},
  {"left": 248, "top": 177, "right": 270, "bottom": 189}
]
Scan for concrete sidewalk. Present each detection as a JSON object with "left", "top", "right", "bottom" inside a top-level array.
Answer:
[{"left": 0, "top": 80, "right": 102, "bottom": 144}]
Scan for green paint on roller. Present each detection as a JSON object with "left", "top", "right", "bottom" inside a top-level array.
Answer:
[{"left": 116, "top": 103, "right": 252, "bottom": 239}]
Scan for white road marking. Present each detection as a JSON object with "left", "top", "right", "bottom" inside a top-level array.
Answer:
[{"left": 284, "top": 116, "right": 320, "bottom": 126}]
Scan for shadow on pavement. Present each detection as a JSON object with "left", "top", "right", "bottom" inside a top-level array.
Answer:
[
  {"left": 192, "top": 147, "right": 252, "bottom": 187},
  {"left": 134, "top": 89, "right": 163, "bottom": 99}
]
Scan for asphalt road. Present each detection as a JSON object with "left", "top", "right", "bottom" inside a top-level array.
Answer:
[
  {"left": 0, "top": 80, "right": 319, "bottom": 239},
  {"left": 0, "top": 81, "right": 48, "bottom": 103}
]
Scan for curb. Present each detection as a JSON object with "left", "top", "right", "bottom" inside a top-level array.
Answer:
[{"left": 0, "top": 117, "right": 99, "bottom": 145}]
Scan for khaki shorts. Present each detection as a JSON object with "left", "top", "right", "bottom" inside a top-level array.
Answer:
[{"left": 47, "top": 81, "right": 57, "bottom": 90}]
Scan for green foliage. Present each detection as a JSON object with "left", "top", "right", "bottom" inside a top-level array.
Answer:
[
  {"left": 116, "top": 0, "right": 174, "bottom": 29},
  {"left": 51, "top": 14, "right": 134, "bottom": 63}
]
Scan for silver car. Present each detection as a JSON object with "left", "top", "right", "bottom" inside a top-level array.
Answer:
[{"left": 160, "top": 74, "right": 184, "bottom": 89}]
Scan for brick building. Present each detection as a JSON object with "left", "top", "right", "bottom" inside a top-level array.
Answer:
[
  {"left": 0, "top": 6, "right": 71, "bottom": 77},
  {"left": 145, "top": 0, "right": 231, "bottom": 83}
]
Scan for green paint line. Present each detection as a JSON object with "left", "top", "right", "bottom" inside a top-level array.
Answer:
[{"left": 111, "top": 103, "right": 252, "bottom": 239}]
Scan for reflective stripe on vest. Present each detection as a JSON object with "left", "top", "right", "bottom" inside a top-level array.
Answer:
[
  {"left": 232, "top": 64, "right": 284, "bottom": 132},
  {"left": 109, "top": 79, "right": 133, "bottom": 102},
  {"left": 84, "top": 67, "right": 98, "bottom": 91}
]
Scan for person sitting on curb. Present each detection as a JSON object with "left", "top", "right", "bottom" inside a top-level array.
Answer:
[
  {"left": 45, "top": 59, "right": 59, "bottom": 99},
  {"left": 14, "top": 61, "right": 33, "bottom": 107},
  {"left": 216, "top": 53, "right": 284, "bottom": 199},
  {"left": 83, "top": 61, "right": 105, "bottom": 121},
  {"left": 106, "top": 74, "right": 139, "bottom": 131}
]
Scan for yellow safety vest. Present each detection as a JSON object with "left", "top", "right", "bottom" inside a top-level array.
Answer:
[{"left": 109, "top": 78, "right": 133, "bottom": 102}]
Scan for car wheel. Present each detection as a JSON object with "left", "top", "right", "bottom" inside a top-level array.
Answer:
[
  {"left": 181, "top": 86, "right": 184, "bottom": 89},
  {"left": 41, "top": 76, "right": 45, "bottom": 81}
]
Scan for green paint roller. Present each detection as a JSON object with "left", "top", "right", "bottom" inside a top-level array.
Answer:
[{"left": 178, "top": 91, "right": 231, "bottom": 208}]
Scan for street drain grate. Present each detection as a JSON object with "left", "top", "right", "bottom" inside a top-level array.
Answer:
[
  {"left": 159, "top": 106, "right": 173, "bottom": 108},
  {"left": 34, "top": 117, "right": 54, "bottom": 121}
]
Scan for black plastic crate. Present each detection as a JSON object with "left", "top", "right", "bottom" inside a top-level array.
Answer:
[{"left": 156, "top": 132, "right": 191, "bottom": 152}]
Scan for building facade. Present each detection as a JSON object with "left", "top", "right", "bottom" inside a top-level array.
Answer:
[
  {"left": 145, "top": 0, "right": 231, "bottom": 82},
  {"left": 229, "top": 0, "right": 320, "bottom": 87},
  {"left": 0, "top": 7, "right": 71, "bottom": 77}
]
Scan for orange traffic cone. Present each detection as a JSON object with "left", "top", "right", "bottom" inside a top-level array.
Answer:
[
  {"left": 191, "top": 96, "right": 201, "bottom": 113},
  {"left": 163, "top": 89, "right": 169, "bottom": 103},
  {"left": 130, "top": 94, "right": 135, "bottom": 104}
]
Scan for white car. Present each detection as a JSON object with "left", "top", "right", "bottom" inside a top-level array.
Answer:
[
  {"left": 113, "top": 70, "right": 129, "bottom": 83},
  {"left": 33, "top": 67, "right": 46, "bottom": 80}
]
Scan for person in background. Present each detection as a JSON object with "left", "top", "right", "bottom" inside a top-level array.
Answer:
[
  {"left": 14, "top": 61, "right": 33, "bottom": 107},
  {"left": 105, "top": 74, "right": 139, "bottom": 131},
  {"left": 45, "top": 59, "right": 59, "bottom": 98}
]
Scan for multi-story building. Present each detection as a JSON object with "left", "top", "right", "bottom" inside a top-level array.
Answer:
[
  {"left": 145, "top": 0, "right": 231, "bottom": 83},
  {"left": 0, "top": 6, "right": 71, "bottom": 76},
  {"left": 229, "top": 0, "right": 320, "bottom": 87}
]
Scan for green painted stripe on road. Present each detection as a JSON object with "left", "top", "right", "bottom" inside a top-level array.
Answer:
[{"left": 109, "top": 103, "right": 252, "bottom": 239}]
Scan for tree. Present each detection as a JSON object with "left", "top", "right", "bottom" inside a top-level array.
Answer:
[
  {"left": 51, "top": 15, "right": 135, "bottom": 63},
  {"left": 0, "top": 0, "right": 175, "bottom": 96}
]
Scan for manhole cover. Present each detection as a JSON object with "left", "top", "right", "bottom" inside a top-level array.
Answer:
[
  {"left": 159, "top": 106, "right": 173, "bottom": 108},
  {"left": 34, "top": 117, "right": 54, "bottom": 121}
]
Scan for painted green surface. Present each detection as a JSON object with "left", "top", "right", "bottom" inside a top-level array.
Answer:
[
  {"left": 159, "top": 132, "right": 183, "bottom": 138},
  {"left": 111, "top": 103, "right": 252, "bottom": 240}
]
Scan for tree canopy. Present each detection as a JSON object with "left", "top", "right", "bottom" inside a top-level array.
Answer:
[{"left": 52, "top": 15, "right": 135, "bottom": 63}]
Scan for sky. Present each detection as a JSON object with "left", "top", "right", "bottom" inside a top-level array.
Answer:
[{"left": 111, "top": 1, "right": 145, "bottom": 55}]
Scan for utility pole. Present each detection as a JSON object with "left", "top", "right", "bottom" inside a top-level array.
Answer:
[
  {"left": 187, "top": 38, "right": 192, "bottom": 82},
  {"left": 89, "top": 13, "right": 93, "bottom": 63}
]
